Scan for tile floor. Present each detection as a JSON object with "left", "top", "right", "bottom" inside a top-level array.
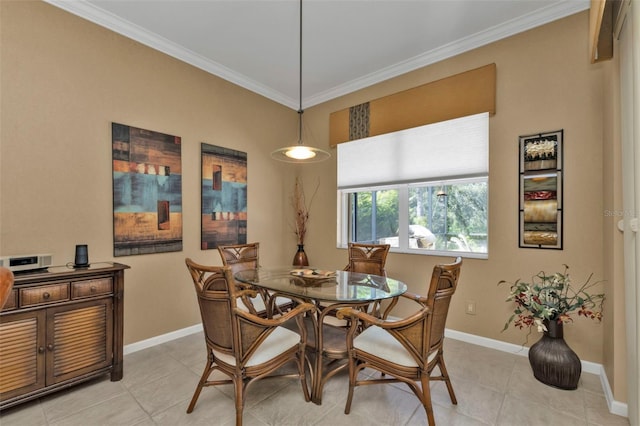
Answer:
[{"left": 0, "top": 332, "right": 630, "bottom": 426}]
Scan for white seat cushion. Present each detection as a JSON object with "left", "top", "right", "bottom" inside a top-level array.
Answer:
[
  {"left": 273, "top": 296, "right": 293, "bottom": 308},
  {"left": 237, "top": 295, "right": 266, "bottom": 313},
  {"left": 237, "top": 295, "right": 291, "bottom": 313},
  {"left": 354, "top": 325, "right": 437, "bottom": 367},
  {"left": 322, "top": 315, "right": 348, "bottom": 327},
  {"left": 213, "top": 326, "right": 301, "bottom": 367}
]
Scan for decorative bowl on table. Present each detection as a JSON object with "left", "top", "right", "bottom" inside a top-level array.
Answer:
[{"left": 289, "top": 269, "right": 337, "bottom": 287}]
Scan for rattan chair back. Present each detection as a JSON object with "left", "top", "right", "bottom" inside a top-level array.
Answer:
[
  {"left": 217, "top": 242, "right": 259, "bottom": 273},
  {"left": 344, "top": 242, "right": 390, "bottom": 276}
]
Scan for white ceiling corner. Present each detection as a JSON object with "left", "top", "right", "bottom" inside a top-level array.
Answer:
[{"left": 43, "top": 0, "right": 589, "bottom": 110}]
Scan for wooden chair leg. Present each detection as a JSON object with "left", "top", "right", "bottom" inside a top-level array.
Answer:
[
  {"left": 298, "top": 354, "right": 311, "bottom": 402},
  {"left": 187, "top": 356, "right": 213, "bottom": 413},
  {"left": 437, "top": 356, "right": 457, "bottom": 404},
  {"left": 420, "top": 376, "right": 436, "bottom": 426},
  {"left": 344, "top": 359, "right": 357, "bottom": 414},
  {"left": 234, "top": 378, "right": 244, "bottom": 426},
  {"left": 186, "top": 383, "right": 203, "bottom": 414}
]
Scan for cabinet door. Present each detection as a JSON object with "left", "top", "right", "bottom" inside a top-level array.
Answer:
[
  {"left": 46, "top": 299, "right": 113, "bottom": 385},
  {"left": 0, "top": 311, "right": 46, "bottom": 401}
]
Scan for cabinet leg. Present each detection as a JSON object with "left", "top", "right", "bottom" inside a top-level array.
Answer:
[{"left": 111, "top": 363, "right": 123, "bottom": 381}]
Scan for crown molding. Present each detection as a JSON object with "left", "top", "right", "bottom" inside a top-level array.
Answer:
[
  {"left": 43, "top": 0, "right": 299, "bottom": 109},
  {"left": 44, "top": 0, "right": 587, "bottom": 110},
  {"left": 304, "top": 0, "right": 589, "bottom": 108}
]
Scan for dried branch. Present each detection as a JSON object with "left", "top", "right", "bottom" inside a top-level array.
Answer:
[{"left": 291, "top": 177, "right": 319, "bottom": 245}]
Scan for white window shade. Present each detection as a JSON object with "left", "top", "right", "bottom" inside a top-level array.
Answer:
[{"left": 338, "top": 112, "right": 488, "bottom": 189}]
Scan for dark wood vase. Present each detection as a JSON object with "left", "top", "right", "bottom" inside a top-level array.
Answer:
[
  {"left": 292, "top": 244, "right": 309, "bottom": 267},
  {"left": 528, "top": 319, "right": 581, "bottom": 390}
]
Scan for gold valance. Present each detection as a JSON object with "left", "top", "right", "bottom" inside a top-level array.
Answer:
[
  {"left": 589, "top": 0, "right": 614, "bottom": 63},
  {"left": 329, "top": 63, "right": 496, "bottom": 147}
]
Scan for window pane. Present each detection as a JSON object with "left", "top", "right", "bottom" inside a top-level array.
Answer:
[
  {"left": 350, "top": 189, "right": 399, "bottom": 246},
  {"left": 409, "top": 181, "right": 487, "bottom": 253},
  {"left": 408, "top": 186, "right": 439, "bottom": 249},
  {"left": 337, "top": 112, "right": 489, "bottom": 257}
]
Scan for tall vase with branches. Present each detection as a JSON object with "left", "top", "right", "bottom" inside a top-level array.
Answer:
[{"left": 291, "top": 177, "right": 319, "bottom": 266}]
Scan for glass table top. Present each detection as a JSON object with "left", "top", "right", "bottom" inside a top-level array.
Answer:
[{"left": 234, "top": 266, "right": 407, "bottom": 303}]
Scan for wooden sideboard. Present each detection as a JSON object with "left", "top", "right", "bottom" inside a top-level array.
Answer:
[{"left": 0, "top": 262, "right": 129, "bottom": 410}]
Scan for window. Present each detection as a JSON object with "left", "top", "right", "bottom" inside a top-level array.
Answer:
[
  {"left": 348, "top": 188, "right": 399, "bottom": 244},
  {"left": 337, "top": 113, "right": 489, "bottom": 258}
]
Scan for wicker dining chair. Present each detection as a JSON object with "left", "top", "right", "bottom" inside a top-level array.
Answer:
[
  {"left": 343, "top": 242, "right": 390, "bottom": 276},
  {"left": 184, "top": 258, "right": 314, "bottom": 426},
  {"left": 217, "top": 242, "right": 292, "bottom": 317},
  {"left": 337, "top": 257, "right": 462, "bottom": 426},
  {"left": 323, "top": 242, "right": 391, "bottom": 326}
]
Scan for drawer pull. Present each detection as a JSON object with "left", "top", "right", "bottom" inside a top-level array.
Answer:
[
  {"left": 47, "top": 344, "right": 54, "bottom": 351},
  {"left": 38, "top": 346, "right": 45, "bottom": 353},
  {"left": 91, "top": 286, "right": 97, "bottom": 292},
  {"left": 43, "top": 292, "right": 50, "bottom": 299}
]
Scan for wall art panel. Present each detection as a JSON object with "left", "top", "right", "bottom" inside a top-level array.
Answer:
[
  {"left": 112, "top": 123, "right": 182, "bottom": 256},
  {"left": 200, "top": 143, "right": 247, "bottom": 249},
  {"left": 518, "top": 130, "right": 563, "bottom": 249}
]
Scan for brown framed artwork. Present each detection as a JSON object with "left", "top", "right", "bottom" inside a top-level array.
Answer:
[
  {"left": 112, "top": 123, "right": 183, "bottom": 256},
  {"left": 518, "top": 130, "right": 563, "bottom": 249},
  {"left": 200, "top": 143, "right": 247, "bottom": 249}
]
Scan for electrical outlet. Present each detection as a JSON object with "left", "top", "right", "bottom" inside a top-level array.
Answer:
[{"left": 465, "top": 300, "right": 476, "bottom": 315}]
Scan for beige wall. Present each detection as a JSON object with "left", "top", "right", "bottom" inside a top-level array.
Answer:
[
  {"left": 0, "top": 3, "right": 627, "bottom": 403},
  {"left": 302, "top": 11, "right": 625, "bottom": 400},
  {"left": 0, "top": 1, "right": 298, "bottom": 343}
]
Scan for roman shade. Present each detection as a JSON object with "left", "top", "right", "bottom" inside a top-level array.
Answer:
[{"left": 337, "top": 112, "right": 488, "bottom": 189}]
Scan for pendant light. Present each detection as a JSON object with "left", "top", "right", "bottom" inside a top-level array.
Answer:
[{"left": 271, "top": 0, "right": 330, "bottom": 163}]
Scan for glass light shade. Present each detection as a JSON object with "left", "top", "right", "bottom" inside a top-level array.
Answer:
[
  {"left": 286, "top": 146, "right": 315, "bottom": 160},
  {"left": 271, "top": 144, "right": 331, "bottom": 163}
]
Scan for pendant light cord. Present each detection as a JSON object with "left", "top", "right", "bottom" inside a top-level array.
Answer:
[
  {"left": 298, "top": 0, "right": 303, "bottom": 144},
  {"left": 270, "top": 0, "right": 329, "bottom": 162}
]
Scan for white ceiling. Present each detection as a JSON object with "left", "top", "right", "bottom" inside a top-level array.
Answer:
[{"left": 45, "top": 0, "right": 589, "bottom": 110}]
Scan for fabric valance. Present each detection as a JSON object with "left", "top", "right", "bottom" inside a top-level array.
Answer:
[{"left": 329, "top": 63, "right": 496, "bottom": 147}]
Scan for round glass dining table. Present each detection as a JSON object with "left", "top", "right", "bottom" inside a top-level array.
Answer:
[
  {"left": 234, "top": 267, "right": 407, "bottom": 303},
  {"left": 234, "top": 266, "right": 407, "bottom": 404}
]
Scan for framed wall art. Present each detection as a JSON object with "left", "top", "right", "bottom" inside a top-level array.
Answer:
[
  {"left": 112, "top": 123, "right": 183, "bottom": 256},
  {"left": 518, "top": 130, "right": 563, "bottom": 249},
  {"left": 200, "top": 143, "right": 247, "bottom": 249}
]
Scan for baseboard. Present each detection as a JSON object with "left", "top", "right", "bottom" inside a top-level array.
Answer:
[
  {"left": 444, "top": 328, "right": 628, "bottom": 418},
  {"left": 598, "top": 365, "right": 630, "bottom": 418},
  {"left": 123, "top": 323, "right": 203, "bottom": 355},
  {"left": 122, "top": 324, "right": 628, "bottom": 418}
]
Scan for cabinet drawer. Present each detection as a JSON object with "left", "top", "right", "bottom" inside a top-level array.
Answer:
[
  {"left": 71, "top": 278, "right": 113, "bottom": 299},
  {"left": 20, "top": 283, "right": 70, "bottom": 307},
  {"left": 1, "top": 289, "right": 17, "bottom": 311}
]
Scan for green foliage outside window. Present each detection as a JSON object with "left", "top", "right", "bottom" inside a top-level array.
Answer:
[
  {"left": 348, "top": 180, "right": 487, "bottom": 253},
  {"left": 353, "top": 189, "right": 399, "bottom": 243}
]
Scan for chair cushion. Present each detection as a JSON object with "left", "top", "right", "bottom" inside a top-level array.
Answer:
[
  {"left": 213, "top": 326, "right": 301, "bottom": 367},
  {"left": 237, "top": 295, "right": 291, "bottom": 314},
  {"left": 273, "top": 296, "right": 293, "bottom": 307},
  {"left": 354, "top": 325, "right": 438, "bottom": 367},
  {"left": 237, "top": 295, "right": 266, "bottom": 313},
  {"left": 322, "top": 315, "right": 348, "bottom": 327}
]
